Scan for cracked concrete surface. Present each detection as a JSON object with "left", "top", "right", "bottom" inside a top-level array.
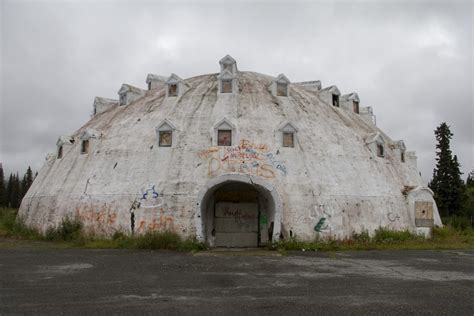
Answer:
[{"left": 0, "top": 246, "right": 472, "bottom": 314}]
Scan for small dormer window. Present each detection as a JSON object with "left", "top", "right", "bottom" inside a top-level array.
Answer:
[
  {"left": 283, "top": 132, "right": 294, "bottom": 147},
  {"left": 353, "top": 101, "right": 359, "bottom": 114},
  {"left": 119, "top": 94, "right": 126, "bottom": 106},
  {"left": 377, "top": 143, "right": 384, "bottom": 157},
  {"left": 278, "top": 121, "right": 297, "bottom": 148},
  {"left": 81, "top": 140, "right": 89, "bottom": 154},
  {"left": 218, "top": 130, "right": 232, "bottom": 146},
  {"left": 57, "top": 146, "right": 63, "bottom": 159},
  {"left": 159, "top": 131, "right": 172, "bottom": 147},
  {"left": 156, "top": 119, "right": 177, "bottom": 148},
  {"left": 332, "top": 94, "right": 339, "bottom": 107},
  {"left": 401, "top": 152, "right": 405, "bottom": 163},
  {"left": 221, "top": 80, "right": 232, "bottom": 93},
  {"left": 223, "top": 63, "right": 233, "bottom": 72},
  {"left": 148, "top": 82, "right": 152, "bottom": 91},
  {"left": 168, "top": 84, "right": 178, "bottom": 97},
  {"left": 214, "top": 118, "right": 236, "bottom": 147},
  {"left": 277, "top": 82, "right": 288, "bottom": 96}
]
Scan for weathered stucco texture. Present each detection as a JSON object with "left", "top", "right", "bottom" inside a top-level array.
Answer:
[{"left": 18, "top": 56, "right": 441, "bottom": 245}]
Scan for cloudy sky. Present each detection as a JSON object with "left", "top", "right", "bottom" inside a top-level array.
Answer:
[{"left": 1, "top": 0, "right": 473, "bottom": 183}]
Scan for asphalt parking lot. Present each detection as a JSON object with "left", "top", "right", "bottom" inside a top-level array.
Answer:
[{"left": 0, "top": 241, "right": 473, "bottom": 315}]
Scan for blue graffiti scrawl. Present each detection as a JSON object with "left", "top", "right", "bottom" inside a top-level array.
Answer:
[{"left": 140, "top": 185, "right": 164, "bottom": 209}]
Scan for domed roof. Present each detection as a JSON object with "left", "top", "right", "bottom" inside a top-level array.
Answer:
[{"left": 19, "top": 55, "right": 441, "bottom": 245}]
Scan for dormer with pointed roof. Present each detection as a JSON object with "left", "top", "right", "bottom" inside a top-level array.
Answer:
[
  {"left": 277, "top": 121, "right": 298, "bottom": 147},
  {"left": 213, "top": 118, "right": 237, "bottom": 146},
  {"left": 340, "top": 93, "right": 360, "bottom": 114},
  {"left": 118, "top": 84, "right": 146, "bottom": 106},
  {"left": 270, "top": 74, "right": 291, "bottom": 97},
  {"left": 165, "top": 73, "right": 190, "bottom": 98},
  {"left": 155, "top": 119, "right": 178, "bottom": 148},
  {"left": 56, "top": 135, "right": 75, "bottom": 159},
  {"left": 219, "top": 55, "right": 238, "bottom": 74},
  {"left": 360, "top": 106, "right": 376, "bottom": 125},
  {"left": 217, "top": 69, "right": 238, "bottom": 94},
  {"left": 319, "top": 85, "right": 341, "bottom": 107},
  {"left": 390, "top": 140, "right": 407, "bottom": 163},
  {"left": 78, "top": 128, "right": 101, "bottom": 155},
  {"left": 146, "top": 74, "right": 167, "bottom": 91},
  {"left": 93, "top": 97, "right": 118, "bottom": 116},
  {"left": 365, "top": 132, "right": 385, "bottom": 158}
]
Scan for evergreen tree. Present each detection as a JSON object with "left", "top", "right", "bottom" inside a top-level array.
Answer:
[
  {"left": 429, "top": 122, "right": 464, "bottom": 217},
  {"left": 10, "top": 173, "right": 22, "bottom": 208},
  {"left": 0, "top": 164, "right": 5, "bottom": 207},
  {"left": 466, "top": 171, "right": 474, "bottom": 188},
  {"left": 6, "top": 173, "right": 14, "bottom": 208},
  {"left": 21, "top": 166, "right": 34, "bottom": 199}
]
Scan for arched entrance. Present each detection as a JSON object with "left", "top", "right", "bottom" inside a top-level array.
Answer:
[{"left": 195, "top": 174, "right": 282, "bottom": 247}]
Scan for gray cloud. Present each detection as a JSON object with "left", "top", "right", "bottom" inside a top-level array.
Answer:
[{"left": 1, "top": 0, "right": 472, "bottom": 182}]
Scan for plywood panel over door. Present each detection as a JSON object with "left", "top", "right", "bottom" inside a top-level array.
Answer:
[{"left": 215, "top": 202, "right": 258, "bottom": 247}]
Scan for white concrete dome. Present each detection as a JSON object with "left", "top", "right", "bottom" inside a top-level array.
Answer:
[{"left": 19, "top": 55, "right": 441, "bottom": 247}]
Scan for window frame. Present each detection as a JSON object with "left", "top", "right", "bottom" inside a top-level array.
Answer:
[
  {"left": 217, "top": 129, "right": 232, "bottom": 146},
  {"left": 332, "top": 94, "right": 339, "bottom": 107},
  {"left": 277, "top": 82, "right": 288, "bottom": 97},
  {"left": 119, "top": 94, "right": 126, "bottom": 106},
  {"left": 158, "top": 130, "right": 173, "bottom": 147},
  {"left": 282, "top": 132, "right": 294, "bottom": 148},
  {"left": 168, "top": 83, "right": 178, "bottom": 97},
  {"left": 376, "top": 143, "right": 384, "bottom": 157},
  {"left": 353, "top": 101, "right": 359, "bottom": 114},
  {"left": 221, "top": 79, "right": 233, "bottom": 94},
  {"left": 81, "top": 139, "right": 89, "bottom": 154}
]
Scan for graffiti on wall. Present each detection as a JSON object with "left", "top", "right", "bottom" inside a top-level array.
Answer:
[
  {"left": 314, "top": 217, "right": 328, "bottom": 232},
  {"left": 312, "top": 204, "right": 332, "bottom": 233},
  {"left": 197, "top": 139, "right": 287, "bottom": 178},
  {"left": 221, "top": 205, "right": 257, "bottom": 225},
  {"left": 387, "top": 212, "right": 400, "bottom": 222},
  {"left": 76, "top": 208, "right": 117, "bottom": 227},
  {"left": 136, "top": 207, "right": 175, "bottom": 233},
  {"left": 140, "top": 185, "right": 164, "bottom": 209}
]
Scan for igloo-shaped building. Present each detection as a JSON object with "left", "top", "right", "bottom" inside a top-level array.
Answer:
[{"left": 19, "top": 55, "right": 441, "bottom": 247}]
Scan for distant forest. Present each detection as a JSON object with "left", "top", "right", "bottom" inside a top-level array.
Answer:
[{"left": 0, "top": 165, "right": 35, "bottom": 209}]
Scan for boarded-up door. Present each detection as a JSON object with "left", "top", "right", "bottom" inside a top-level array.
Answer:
[{"left": 215, "top": 202, "right": 258, "bottom": 247}]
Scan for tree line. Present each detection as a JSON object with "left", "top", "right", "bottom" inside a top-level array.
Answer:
[
  {"left": 0, "top": 164, "right": 35, "bottom": 209},
  {"left": 429, "top": 122, "right": 473, "bottom": 218}
]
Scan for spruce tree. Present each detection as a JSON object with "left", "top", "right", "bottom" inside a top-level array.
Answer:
[
  {"left": 429, "top": 122, "right": 464, "bottom": 217},
  {"left": 21, "top": 166, "right": 34, "bottom": 199},
  {"left": 6, "top": 173, "right": 14, "bottom": 208},
  {"left": 11, "top": 173, "right": 22, "bottom": 209},
  {"left": 0, "top": 164, "right": 5, "bottom": 207}
]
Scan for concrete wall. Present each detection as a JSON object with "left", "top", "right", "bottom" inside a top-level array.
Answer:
[{"left": 19, "top": 71, "right": 441, "bottom": 243}]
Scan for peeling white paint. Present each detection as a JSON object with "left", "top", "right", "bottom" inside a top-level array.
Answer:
[{"left": 18, "top": 56, "right": 441, "bottom": 245}]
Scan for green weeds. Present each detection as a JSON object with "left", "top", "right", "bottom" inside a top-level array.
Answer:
[
  {"left": 1, "top": 208, "right": 472, "bottom": 252},
  {"left": 272, "top": 226, "right": 474, "bottom": 252},
  {"left": 0, "top": 208, "right": 206, "bottom": 251}
]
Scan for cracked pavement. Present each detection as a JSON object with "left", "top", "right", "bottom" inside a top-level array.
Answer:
[{"left": 0, "top": 243, "right": 473, "bottom": 315}]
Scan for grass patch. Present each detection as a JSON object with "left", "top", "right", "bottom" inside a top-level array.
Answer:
[
  {"left": 44, "top": 217, "right": 83, "bottom": 242},
  {"left": 1, "top": 208, "right": 472, "bottom": 252},
  {"left": 0, "top": 208, "right": 206, "bottom": 251},
  {"left": 0, "top": 208, "right": 42, "bottom": 239},
  {"left": 272, "top": 226, "right": 474, "bottom": 252}
]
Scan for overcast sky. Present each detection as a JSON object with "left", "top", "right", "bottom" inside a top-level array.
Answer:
[{"left": 1, "top": 0, "right": 473, "bottom": 184}]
